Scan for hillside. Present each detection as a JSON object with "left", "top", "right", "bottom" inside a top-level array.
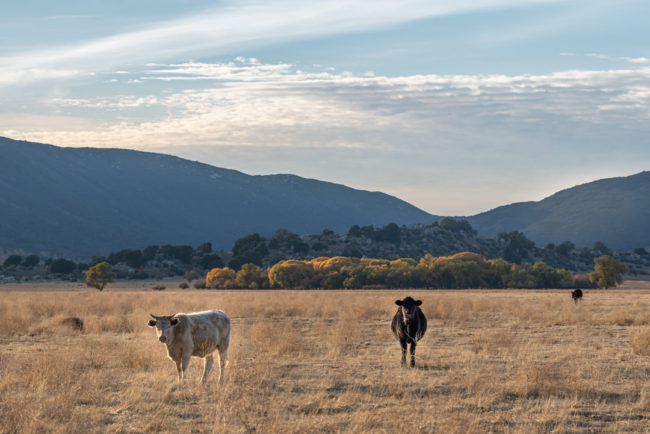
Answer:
[
  {"left": 466, "top": 172, "right": 650, "bottom": 251},
  {"left": 0, "top": 137, "right": 435, "bottom": 258}
]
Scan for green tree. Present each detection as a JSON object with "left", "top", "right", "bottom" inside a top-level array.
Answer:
[
  {"left": 142, "top": 245, "right": 159, "bottom": 261},
  {"left": 200, "top": 253, "right": 224, "bottom": 270},
  {"left": 22, "top": 254, "right": 40, "bottom": 268},
  {"left": 555, "top": 241, "right": 575, "bottom": 256},
  {"left": 592, "top": 241, "right": 611, "bottom": 255},
  {"left": 347, "top": 224, "right": 361, "bottom": 238},
  {"left": 498, "top": 231, "right": 535, "bottom": 263},
  {"left": 3, "top": 254, "right": 22, "bottom": 267},
  {"left": 589, "top": 255, "right": 626, "bottom": 289},
  {"left": 230, "top": 233, "right": 268, "bottom": 269},
  {"left": 373, "top": 222, "right": 401, "bottom": 244},
  {"left": 197, "top": 242, "right": 213, "bottom": 254},
  {"left": 439, "top": 218, "right": 476, "bottom": 234},
  {"left": 85, "top": 262, "right": 115, "bottom": 291},
  {"left": 49, "top": 258, "right": 76, "bottom": 274},
  {"left": 160, "top": 245, "right": 194, "bottom": 263},
  {"left": 124, "top": 249, "right": 145, "bottom": 268}
]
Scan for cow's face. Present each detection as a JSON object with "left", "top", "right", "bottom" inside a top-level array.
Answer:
[
  {"left": 148, "top": 314, "right": 178, "bottom": 343},
  {"left": 395, "top": 297, "right": 422, "bottom": 323}
]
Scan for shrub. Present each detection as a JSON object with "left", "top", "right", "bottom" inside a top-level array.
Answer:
[
  {"left": 49, "top": 258, "right": 76, "bottom": 274},
  {"left": 268, "top": 260, "right": 314, "bottom": 288},
  {"left": 22, "top": 255, "right": 40, "bottom": 268},
  {"left": 178, "top": 282, "right": 189, "bottom": 289},
  {"left": 206, "top": 267, "right": 236, "bottom": 288},
  {"left": 3, "top": 254, "right": 23, "bottom": 267},
  {"left": 235, "top": 263, "right": 267, "bottom": 289}
]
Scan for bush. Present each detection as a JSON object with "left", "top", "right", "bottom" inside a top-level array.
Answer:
[
  {"left": 206, "top": 267, "right": 236, "bottom": 288},
  {"left": 49, "top": 258, "right": 76, "bottom": 274},
  {"left": 235, "top": 263, "right": 267, "bottom": 288},
  {"left": 268, "top": 260, "right": 314, "bottom": 288},
  {"left": 3, "top": 255, "right": 22, "bottom": 267},
  {"left": 178, "top": 282, "right": 189, "bottom": 289},
  {"left": 22, "top": 255, "right": 40, "bottom": 267}
]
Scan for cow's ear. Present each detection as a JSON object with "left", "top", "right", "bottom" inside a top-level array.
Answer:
[
  {"left": 148, "top": 319, "right": 157, "bottom": 327},
  {"left": 415, "top": 300, "right": 422, "bottom": 306},
  {"left": 170, "top": 318, "right": 179, "bottom": 326},
  {"left": 395, "top": 300, "right": 403, "bottom": 306}
]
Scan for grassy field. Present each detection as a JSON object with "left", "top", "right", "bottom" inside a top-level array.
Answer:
[{"left": 1, "top": 282, "right": 650, "bottom": 433}]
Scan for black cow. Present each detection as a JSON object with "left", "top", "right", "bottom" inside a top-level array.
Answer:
[
  {"left": 391, "top": 296, "right": 427, "bottom": 367},
  {"left": 572, "top": 289, "right": 583, "bottom": 304}
]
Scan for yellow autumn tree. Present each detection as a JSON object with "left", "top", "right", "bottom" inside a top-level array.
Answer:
[{"left": 206, "top": 267, "right": 236, "bottom": 288}]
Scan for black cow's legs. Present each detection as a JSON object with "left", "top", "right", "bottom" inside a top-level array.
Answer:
[
  {"left": 400, "top": 338, "right": 408, "bottom": 366},
  {"left": 410, "top": 341, "right": 416, "bottom": 367}
]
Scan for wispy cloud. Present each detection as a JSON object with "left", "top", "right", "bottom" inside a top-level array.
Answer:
[
  {"left": 623, "top": 57, "right": 650, "bottom": 65},
  {"left": 0, "top": 0, "right": 565, "bottom": 87},
  {"left": 10, "top": 60, "right": 650, "bottom": 149},
  {"left": 582, "top": 53, "right": 650, "bottom": 65}
]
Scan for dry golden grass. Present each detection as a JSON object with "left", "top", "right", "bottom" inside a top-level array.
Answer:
[{"left": 1, "top": 283, "right": 650, "bottom": 433}]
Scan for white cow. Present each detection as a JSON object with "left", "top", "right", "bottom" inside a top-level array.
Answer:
[{"left": 148, "top": 310, "right": 230, "bottom": 383}]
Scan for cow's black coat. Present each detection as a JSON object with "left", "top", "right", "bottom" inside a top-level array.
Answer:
[
  {"left": 572, "top": 289, "right": 583, "bottom": 304},
  {"left": 391, "top": 296, "right": 427, "bottom": 367}
]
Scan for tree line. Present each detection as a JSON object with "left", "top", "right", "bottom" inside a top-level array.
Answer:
[{"left": 196, "top": 252, "right": 625, "bottom": 290}]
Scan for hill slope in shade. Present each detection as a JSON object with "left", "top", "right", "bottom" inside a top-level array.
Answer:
[
  {"left": 0, "top": 137, "right": 436, "bottom": 258},
  {"left": 466, "top": 171, "right": 650, "bottom": 251}
]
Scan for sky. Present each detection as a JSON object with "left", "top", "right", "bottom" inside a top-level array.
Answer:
[{"left": 1, "top": 0, "right": 649, "bottom": 216}]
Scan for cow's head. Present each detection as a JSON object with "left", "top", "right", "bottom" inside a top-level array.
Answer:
[
  {"left": 148, "top": 314, "right": 179, "bottom": 343},
  {"left": 395, "top": 297, "right": 422, "bottom": 323}
]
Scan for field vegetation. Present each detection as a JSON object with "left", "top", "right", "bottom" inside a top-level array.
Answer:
[{"left": 1, "top": 283, "right": 650, "bottom": 432}]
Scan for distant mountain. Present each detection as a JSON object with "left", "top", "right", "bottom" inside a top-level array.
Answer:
[
  {"left": 466, "top": 171, "right": 650, "bottom": 251},
  {"left": 0, "top": 137, "right": 436, "bottom": 258}
]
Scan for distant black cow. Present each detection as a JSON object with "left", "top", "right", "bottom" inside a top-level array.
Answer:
[
  {"left": 572, "top": 289, "right": 583, "bottom": 304},
  {"left": 391, "top": 296, "right": 427, "bottom": 367}
]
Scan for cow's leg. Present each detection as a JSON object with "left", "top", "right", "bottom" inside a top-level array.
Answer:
[
  {"left": 399, "top": 337, "right": 408, "bottom": 366},
  {"left": 175, "top": 359, "right": 183, "bottom": 381},
  {"left": 410, "top": 341, "right": 417, "bottom": 368},
  {"left": 201, "top": 355, "right": 214, "bottom": 384},
  {"left": 181, "top": 354, "right": 191, "bottom": 380},
  {"left": 218, "top": 345, "right": 228, "bottom": 383}
]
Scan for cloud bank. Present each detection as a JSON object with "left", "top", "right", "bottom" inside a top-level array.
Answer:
[{"left": 21, "top": 60, "right": 650, "bottom": 147}]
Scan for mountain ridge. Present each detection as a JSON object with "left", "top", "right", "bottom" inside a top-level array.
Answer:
[
  {"left": 1, "top": 136, "right": 649, "bottom": 258},
  {"left": 0, "top": 137, "right": 436, "bottom": 258},
  {"left": 466, "top": 171, "right": 650, "bottom": 251}
]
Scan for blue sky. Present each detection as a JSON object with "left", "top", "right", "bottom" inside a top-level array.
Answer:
[{"left": 1, "top": 0, "right": 649, "bottom": 215}]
